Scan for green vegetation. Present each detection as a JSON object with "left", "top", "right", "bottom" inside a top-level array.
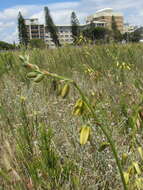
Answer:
[
  {"left": 123, "top": 27, "right": 143, "bottom": 42},
  {"left": 83, "top": 26, "right": 110, "bottom": 43},
  {"left": 0, "top": 41, "right": 16, "bottom": 50},
  {"left": 1, "top": 44, "right": 143, "bottom": 189},
  {"left": 71, "top": 11, "right": 80, "bottom": 43},
  {"left": 29, "top": 39, "right": 46, "bottom": 49},
  {"left": 18, "top": 12, "right": 29, "bottom": 46}
]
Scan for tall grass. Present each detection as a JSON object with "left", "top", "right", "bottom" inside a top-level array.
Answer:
[{"left": 1, "top": 44, "right": 143, "bottom": 189}]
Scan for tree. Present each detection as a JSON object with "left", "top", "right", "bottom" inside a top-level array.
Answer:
[
  {"left": 71, "top": 11, "right": 80, "bottom": 42},
  {"left": 82, "top": 26, "right": 110, "bottom": 44},
  {"left": 18, "top": 12, "right": 29, "bottom": 46},
  {"left": 44, "top": 7, "right": 61, "bottom": 47},
  {"left": 29, "top": 39, "right": 46, "bottom": 49},
  {"left": 130, "top": 27, "right": 143, "bottom": 42},
  {"left": 122, "top": 27, "right": 143, "bottom": 43},
  {"left": 0, "top": 41, "right": 15, "bottom": 50},
  {"left": 111, "top": 16, "right": 122, "bottom": 42}
]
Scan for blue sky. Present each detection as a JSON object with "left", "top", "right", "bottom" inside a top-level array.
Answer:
[
  {"left": 0, "top": 0, "right": 143, "bottom": 43},
  {"left": 0, "top": 0, "right": 75, "bottom": 10}
]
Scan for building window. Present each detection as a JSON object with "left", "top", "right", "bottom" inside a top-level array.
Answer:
[{"left": 31, "top": 25, "right": 38, "bottom": 30}]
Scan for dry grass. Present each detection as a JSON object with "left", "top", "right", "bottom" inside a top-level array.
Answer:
[{"left": 0, "top": 44, "right": 143, "bottom": 189}]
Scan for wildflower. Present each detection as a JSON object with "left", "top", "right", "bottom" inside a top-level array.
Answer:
[{"left": 20, "top": 96, "right": 27, "bottom": 102}]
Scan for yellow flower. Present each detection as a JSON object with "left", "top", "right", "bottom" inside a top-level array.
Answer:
[{"left": 20, "top": 96, "right": 26, "bottom": 102}]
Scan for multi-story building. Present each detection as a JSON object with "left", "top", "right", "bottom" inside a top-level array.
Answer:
[
  {"left": 86, "top": 8, "right": 124, "bottom": 32},
  {"left": 45, "top": 25, "right": 73, "bottom": 47},
  {"left": 25, "top": 18, "right": 107, "bottom": 48},
  {"left": 25, "top": 19, "right": 45, "bottom": 40},
  {"left": 123, "top": 23, "right": 138, "bottom": 33},
  {"left": 25, "top": 8, "right": 124, "bottom": 47},
  {"left": 25, "top": 19, "right": 74, "bottom": 48}
]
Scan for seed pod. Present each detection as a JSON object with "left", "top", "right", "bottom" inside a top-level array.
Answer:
[
  {"left": 30, "top": 64, "right": 39, "bottom": 71},
  {"left": 75, "top": 99, "right": 84, "bottom": 108},
  {"left": 138, "top": 147, "right": 143, "bottom": 160},
  {"left": 121, "top": 153, "right": 128, "bottom": 166},
  {"left": 80, "top": 126, "right": 91, "bottom": 145},
  {"left": 73, "top": 107, "right": 82, "bottom": 116},
  {"left": 27, "top": 72, "right": 38, "bottom": 78},
  {"left": 127, "top": 166, "right": 134, "bottom": 176},
  {"left": 123, "top": 172, "right": 129, "bottom": 185},
  {"left": 56, "top": 83, "right": 62, "bottom": 96},
  {"left": 33, "top": 74, "right": 45, "bottom": 83},
  {"left": 61, "top": 84, "right": 70, "bottom": 98},
  {"left": 73, "top": 99, "right": 85, "bottom": 116},
  {"left": 132, "top": 162, "right": 141, "bottom": 175}
]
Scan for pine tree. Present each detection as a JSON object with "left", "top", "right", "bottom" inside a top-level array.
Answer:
[
  {"left": 18, "top": 12, "right": 28, "bottom": 46},
  {"left": 44, "top": 7, "right": 61, "bottom": 47},
  {"left": 71, "top": 11, "right": 80, "bottom": 42}
]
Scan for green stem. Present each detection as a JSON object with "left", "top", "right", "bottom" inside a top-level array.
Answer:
[
  {"left": 44, "top": 71, "right": 73, "bottom": 83},
  {"left": 73, "top": 82, "right": 127, "bottom": 190}
]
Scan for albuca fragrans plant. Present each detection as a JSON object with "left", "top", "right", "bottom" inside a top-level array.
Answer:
[{"left": 19, "top": 54, "right": 128, "bottom": 190}]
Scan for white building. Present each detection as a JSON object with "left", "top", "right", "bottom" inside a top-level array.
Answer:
[
  {"left": 45, "top": 25, "right": 74, "bottom": 47},
  {"left": 25, "top": 19, "right": 74, "bottom": 48},
  {"left": 25, "top": 18, "right": 107, "bottom": 48},
  {"left": 123, "top": 23, "right": 139, "bottom": 33},
  {"left": 25, "top": 8, "right": 124, "bottom": 48}
]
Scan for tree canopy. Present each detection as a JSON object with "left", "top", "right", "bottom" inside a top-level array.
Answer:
[
  {"left": 18, "top": 12, "right": 29, "bottom": 46},
  {"left": 82, "top": 25, "right": 110, "bottom": 43},
  {"left": 29, "top": 39, "right": 46, "bottom": 49},
  {"left": 0, "top": 41, "right": 15, "bottom": 50},
  {"left": 71, "top": 11, "right": 80, "bottom": 42},
  {"left": 123, "top": 27, "right": 143, "bottom": 42},
  {"left": 44, "top": 7, "right": 61, "bottom": 47}
]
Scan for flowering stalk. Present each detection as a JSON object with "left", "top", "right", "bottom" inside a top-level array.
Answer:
[{"left": 20, "top": 55, "right": 127, "bottom": 190}]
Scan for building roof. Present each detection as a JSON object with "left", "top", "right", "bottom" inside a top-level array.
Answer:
[
  {"left": 25, "top": 19, "right": 106, "bottom": 27},
  {"left": 96, "top": 8, "right": 113, "bottom": 13},
  {"left": 86, "top": 8, "right": 123, "bottom": 22},
  {"left": 25, "top": 18, "right": 39, "bottom": 25}
]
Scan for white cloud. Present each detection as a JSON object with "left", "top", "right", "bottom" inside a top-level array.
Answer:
[
  {"left": 0, "top": 21, "right": 15, "bottom": 31},
  {"left": 0, "top": 0, "right": 143, "bottom": 43}
]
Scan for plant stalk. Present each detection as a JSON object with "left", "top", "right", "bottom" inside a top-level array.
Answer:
[
  {"left": 73, "top": 82, "right": 127, "bottom": 190},
  {"left": 24, "top": 63, "right": 127, "bottom": 190}
]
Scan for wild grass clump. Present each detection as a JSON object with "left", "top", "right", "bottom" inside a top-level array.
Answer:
[{"left": 1, "top": 44, "right": 143, "bottom": 189}]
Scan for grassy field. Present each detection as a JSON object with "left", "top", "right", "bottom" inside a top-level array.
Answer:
[{"left": 0, "top": 44, "right": 143, "bottom": 190}]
